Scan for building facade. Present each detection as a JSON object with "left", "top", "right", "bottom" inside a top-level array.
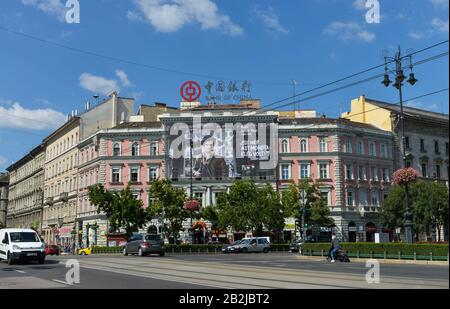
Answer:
[
  {"left": 42, "top": 117, "right": 80, "bottom": 246},
  {"left": 6, "top": 145, "right": 45, "bottom": 230},
  {"left": 76, "top": 121, "right": 165, "bottom": 247},
  {"left": 342, "top": 96, "right": 449, "bottom": 181},
  {"left": 0, "top": 173, "right": 9, "bottom": 227},
  {"left": 278, "top": 117, "right": 394, "bottom": 242}
]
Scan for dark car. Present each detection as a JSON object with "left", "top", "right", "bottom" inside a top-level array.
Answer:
[
  {"left": 45, "top": 245, "right": 60, "bottom": 256},
  {"left": 123, "top": 234, "right": 165, "bottom": 257},
  {"left": 289, "top": 235, "right": 331, "bottom": 253}
]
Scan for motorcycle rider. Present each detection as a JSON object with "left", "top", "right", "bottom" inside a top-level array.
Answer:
[{"left": 329, "top": 234, "right": 340, "bottom": 263}]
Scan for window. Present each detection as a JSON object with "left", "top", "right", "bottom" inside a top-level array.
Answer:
[
  {"left": 347, "top": 191, "right": 354, "bottom": 207},
  {"left": 381, "top": 144, "right": 388, "bottom": 158},
  {"left": 130, "top": 167, "right": 140, "bottom": 182},
  {"left": 436, "top": 165, "right": 441, "bottom": 179},
  {"left": 319, "top": 138, "right": 328, "bottom": 152},
  {"left": 320, "top": 191, "right": 330, "bottom": 205},
  {"left": 132, "top": 193, "right": 141, "bottom": 200},
  {"left": 357, "top": 141, "right": 363, "bottom": 154},
  {"left": 435, "top": 140, "right": 440, "bottom": 154},
  {"left": 358, "top": 165, "right": 366, "bottom": 180},
  {"left": 359, "top": 190, "right": 368, "bottom": 207},
  {"left": 281, "top": 139, "right": 289, "bottom": 153},
  {"left": 300, "top": 139, "right": 308, "bottom": 153},
  {"left": 300, "top": 164, "right": 310, "bottom": 179},
  {"left": 281, "top": 164, "right": 290, "bottom": 180},
  {"left": 405, "top": 137, "right": 410, "bottom": 149},
  {"left": 132, "top": 142, "right": 140, "bottom": 156},
  {"left": 382, "top": 168, "right": 389, "bottom": 182},
  {"left": 150, "top": 142, "right": 158, "bottom": 156},
  {"left": 371, "top": 192, "right": 379, "bottom": 207},
  {"left": 113, "top": 143, "right": 121, "bottom": 156},
  {"left": 194, "top": 193, "right": 203, "bottom": 202},
  {"left": 421, "top": 164, "right": 427, "bottom": 178},
  {"left": 370, "top": 167, "right": 378, "bottom": 181},
  {"left": 111, "top": 167, "right": 121, "bottom": 183},
  {"left": 345, "top": 139, "right": 352, "bottom": 153},
  {"left": 346, "top": 164, "right": 354, "bottom": 180},
  {"left": 369, "top": 142, "right": 376, "bottom": 156},
  {"left": 446, "top": 142, "right": 449, "bottom": 156},
  {"left": 420, "top": 139, "right": 425, "bottom": 152},
  {"left": 319, "top": 163, "right": 329, "bottom": 179},
  {"left": 149, "top": 167, "right": 158, "bottom": 181}
]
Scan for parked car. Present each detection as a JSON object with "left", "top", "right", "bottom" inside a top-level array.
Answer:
[
  {"left": 45, "top": 245, "right": 60, "bottom": 256},
  {"left": 78, "top": 246, "right": 93, "bottom": 255},
  {"left": 123, "top": 234, "right": 165, "bottom": 257},
  {"left": 289, "top": 235, "right": 331, "bottom": 253},
  {"left": 0, "top": 228, "right": 46, "bottom": 265}
]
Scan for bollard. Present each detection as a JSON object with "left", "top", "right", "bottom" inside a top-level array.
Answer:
[
  {"left": 430, "top": 252, "right": 433, "bottom": 261},
  {"left": 414, "top": 252, "right": 416, "bottom": 261},
  {"left": 357, "top": 250, "right": 360, "bottom": 259},
  {"left": 370, "top": 251, "right": 373, "bottom": 259},
  {"left": 398, "top": 251, "right": 401, "bottom": 260},
  {"left": 321, "top": 249, "right": 324, "bottom": 257},
  {"left": 384, "top": 251, "right": 387, "bottom": 260}
]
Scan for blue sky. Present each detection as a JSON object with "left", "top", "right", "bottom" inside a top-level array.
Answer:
[{"left": 0, "top": 0, "right": 449, "bottom": 171}]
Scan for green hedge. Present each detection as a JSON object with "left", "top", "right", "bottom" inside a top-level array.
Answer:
[
  {"left": 301, "top": 243, "right": 449, "bottom": 260},
  {"left": 92, "top": 246, "right": 123, "bottom": 254}
]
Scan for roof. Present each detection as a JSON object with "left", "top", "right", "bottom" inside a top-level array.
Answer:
[
  {"left": 43, "top": 116, "right": 80, "bottom": 143},
  {"left": 113, "top": 121, "right": 163, "bottom": 129},
  {"left": 279, "top": 117, "right": 389, "bottom": 131},
  {"left": 191, "top": 104, "right": 258, "bottom": 111},
  {"left": 0, "top": 228, "right": 37, "bottom": 233},
  {"left": 6, "top": 144, "right": 45, "bottom": 172},
  {"left": 365, "top": 98, "right": 449, "bottom": 123}
]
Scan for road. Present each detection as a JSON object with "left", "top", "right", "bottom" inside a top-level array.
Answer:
[{"left": 0, "top": 253, "right": 448, "bottom": 289}]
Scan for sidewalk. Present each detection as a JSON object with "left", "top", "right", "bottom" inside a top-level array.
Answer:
[{"left": 294, "top": 255, "right": 449, "bottom": 266}]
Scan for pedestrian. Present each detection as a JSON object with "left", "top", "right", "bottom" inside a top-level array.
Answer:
[
  {"left": 71, "top": 242, "right": 76, "bottom": 255},
  {"left": 329, "top": 234, "right": 341, "bottom": 263}
]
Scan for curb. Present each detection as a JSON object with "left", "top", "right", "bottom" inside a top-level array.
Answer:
[{"left": 294, "top": 255, "right": 449, "bottom": 266}]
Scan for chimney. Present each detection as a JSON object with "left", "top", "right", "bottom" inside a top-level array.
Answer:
[{"left": 75, "top": 109, "right": 78, "bottom": 115}]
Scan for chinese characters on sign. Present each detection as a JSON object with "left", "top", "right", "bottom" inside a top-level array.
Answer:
[{"left": 204, "top": 80, "right": 252, "bottom": 102}]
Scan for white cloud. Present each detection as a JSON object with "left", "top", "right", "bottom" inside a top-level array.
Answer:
[
  {"left": 255, "top": 6, "right": 288, "bottom": 34},
  {"left": 79, "top": 73, "right": 119, "bottom": 95},
  {"left": 408, "top": 31, "right": 426, "bottom": 40},
  {"left": 430, "top": 0, "right": 449, "bottom": 9},
  {"left": 129, "top": 0, "right": 243, "bottom": 36},
  {"left": 323, "top": 22, "right": 376, "bottom": 43},
  {"left": 79, "top": 71, "right": 134, "bottom": 95},
  {"left": 405, "top": 100, "right": 439, "bottom": 111},
  {"left": 0, "top": 102, "right": 66, "bottom": 130},
  {"left": 115, "top": 70, "right": 133, "bottom": 87},
  {"left": 0, "top": 156, "right": 6, "bottom": 166},
  {"left": 21, "top": 0, "right": 66, "bottom": 21},
  {"left": 431, "top": 18, "right": 449, "bottom": 32},
  {"left": 0, "top": 99, "right": 14, "bottom": 106},
  {"left": 353, "top": 0, "right": 366, "bottom": 10}
]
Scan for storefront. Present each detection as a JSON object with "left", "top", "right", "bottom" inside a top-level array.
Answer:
[{"left": 78, "top": 219, "right": 108, "bottom": 247}]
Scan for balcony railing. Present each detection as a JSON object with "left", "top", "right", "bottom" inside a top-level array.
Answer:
[
  {"left": 44, "top": 197, "right": 53, "bottom": 205},
  {"left": 59, "top": 192, "right": 68, "bottom": 202}
]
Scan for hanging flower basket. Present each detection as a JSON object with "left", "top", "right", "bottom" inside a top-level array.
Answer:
[
  {"left": 184, "top": 200, "right": 200, "bottom": 211},
  {"left": 393, "top": 168, "right": 418, "bottom": 185},
  {"left": 192, "top": 221, "right": 207, "bottom": 229}
]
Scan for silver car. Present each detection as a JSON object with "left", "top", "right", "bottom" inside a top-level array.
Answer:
[
  {"left": 237, "top": 237, "right": 270, "bottom": 253},
  {"left": 123, "top": 234, "right": 165, "bottom": 257}
]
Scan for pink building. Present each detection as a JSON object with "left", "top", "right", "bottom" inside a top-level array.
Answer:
[
  {"left": 278, "top": 117, "right": 394, "bottom": 242},
  {"left": 76, "top": 121, "right": 164, "bottom": 246}
]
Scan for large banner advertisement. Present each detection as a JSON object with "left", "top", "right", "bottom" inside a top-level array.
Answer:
[{"left": 166, "top": 117, "right": 278, "bottom": 180}]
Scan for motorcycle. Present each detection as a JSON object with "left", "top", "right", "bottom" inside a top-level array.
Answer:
[{"left": 326, "top": 249, "right": 350, "bottom": 262}]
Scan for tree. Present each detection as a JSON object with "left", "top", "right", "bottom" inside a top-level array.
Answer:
[
  {"left": 89, "top": 184, "right": 148, "bottom": 239},
  {"left": 430, "top": 181, "right": 449, "bottom": 241},
  {"left": 216, "top": 180, "right": 284, "bottom": 236},
  {"left": 380, "top": 185, "right": 405, "bottom": 230},
  {"left": 147, "top": 179, "right": 188, "bottom": 244},
  {"left": 30, "top": 220, "right": 41, "bottom": 233},
  {"left": 201, "top": 206, "right": 219, "bottom": 230},
  {"left": 281, "top": 180, "right": 335, "bottom": 229}
]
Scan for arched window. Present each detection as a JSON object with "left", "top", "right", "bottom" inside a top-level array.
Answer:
[
  {"left": 300, "top": 139, "right": 308, "bottom": 153},
  {"left": 132, "top": 142, "right": 140, "bottom": 156},
  {"left": 113, "top": 143, "right": 121, "bottom": 156},
  {"left": 281, "top": 139, "right": 289, "bottom": 153}
]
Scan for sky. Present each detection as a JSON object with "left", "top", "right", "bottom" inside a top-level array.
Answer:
[{"left": 0, "top": 0, "right": 449, "bottom": 171}]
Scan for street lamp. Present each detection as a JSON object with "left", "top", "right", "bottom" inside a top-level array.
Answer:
[
  {"left": 382, "top": 46, "right": 418, "bottom": 244},
  {"left": 299, "top": 189, "right": 307, "bottom": 239}
]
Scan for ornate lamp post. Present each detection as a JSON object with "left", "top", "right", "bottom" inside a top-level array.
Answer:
[
  {"left": 382, "top": 47, "right": 418, "bottom": 244},
  {"left": 393, "top": 168, "right": 418, "bottom": 243}
]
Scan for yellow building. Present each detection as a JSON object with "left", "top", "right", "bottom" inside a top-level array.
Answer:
[{"left": 342, "top": 96, "right": 449, "bottom": 180}]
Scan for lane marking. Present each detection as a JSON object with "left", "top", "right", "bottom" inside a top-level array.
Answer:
[
  {"left": 52, "top": 279, "right": 73, "bottom": 286},
  {"left": 15, "top": 270, "right": 26, "bottom": 274}
]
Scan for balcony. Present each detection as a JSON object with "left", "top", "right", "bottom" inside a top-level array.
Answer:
[
  {"left": 59, "top": 192, "right": 69, "bottom": 202},
  {"left": 44, "top": 197, "right": 53, "bottom": 205}
]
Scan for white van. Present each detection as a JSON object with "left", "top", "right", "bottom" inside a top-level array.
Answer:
[{"left": 0, "top": 228, "right": 46, "bottom": 265}]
